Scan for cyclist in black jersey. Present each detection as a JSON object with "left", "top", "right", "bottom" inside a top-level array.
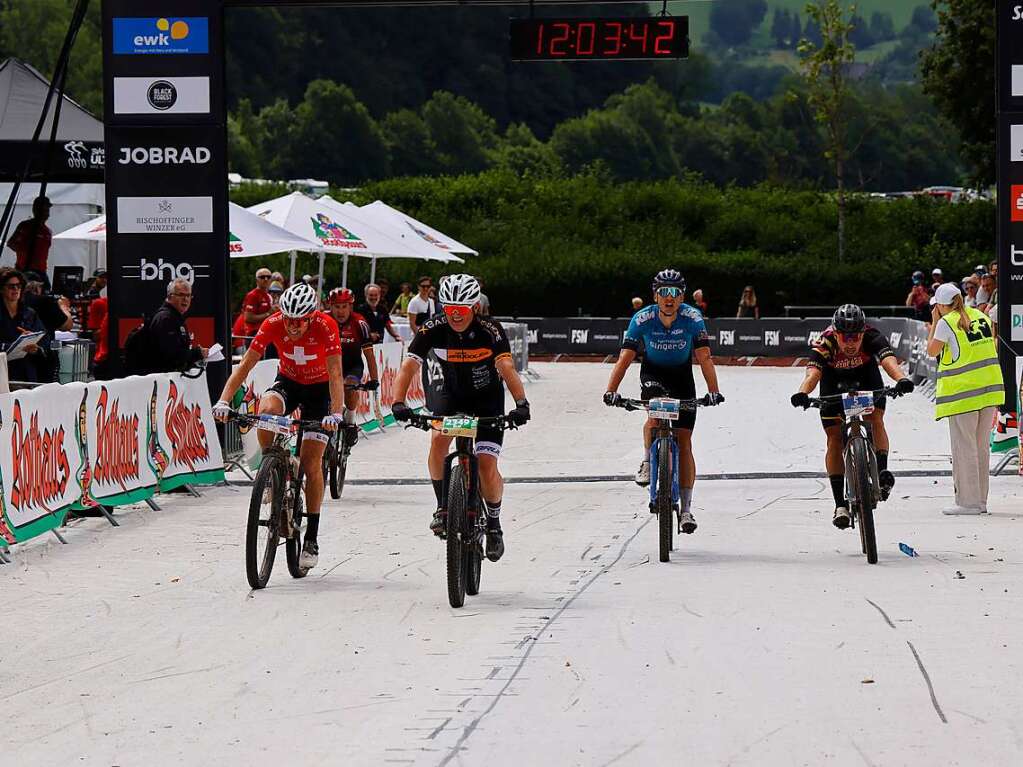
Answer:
[
  {"left": 391, "top": 274, "right": 529, "bottom": 562},
  {"left": 790, "top": 304, "right": 914, "bottom": 529}
]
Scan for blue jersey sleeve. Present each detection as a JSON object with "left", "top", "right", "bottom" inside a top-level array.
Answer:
[{"left": 622, "top": 309, "right": 649, "bottom": 351}]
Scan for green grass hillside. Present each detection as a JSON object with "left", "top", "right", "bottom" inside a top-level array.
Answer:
[{"left": 669, "top": 0, "right": 924, "bottom": 45}]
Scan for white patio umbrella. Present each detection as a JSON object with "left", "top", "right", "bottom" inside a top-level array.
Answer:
[
  {"left": 247, "top": 191, "right": 428, "bottom": 288},
  {"left": 319, "top": 196, "right": 464, "bottom": 283},
  {"left": 360, "top": 200, "right": 478, "bottom": 256},
  {"left": 55, "top": 203, "right": 319, "bottom": 258}
]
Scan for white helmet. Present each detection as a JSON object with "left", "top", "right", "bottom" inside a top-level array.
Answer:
[
  {"left": 438, "top": 274, "right": 481, "bottom": 307},
  {"left": 279, "top": 283, "right": 319, "bottom": 318}
]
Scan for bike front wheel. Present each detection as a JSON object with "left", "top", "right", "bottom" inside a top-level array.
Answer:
[
  {"left": 446, "top": 465, "right": 469, "bottom": 608},
  {"left": 850, "top": 438, "right": 878, "bottom": 564},
  {"left": 656, "top": 436, "right": 673, "bottom": 563},
  {"left": 246, "top": 453, "right": 285, "bottom": 589}
]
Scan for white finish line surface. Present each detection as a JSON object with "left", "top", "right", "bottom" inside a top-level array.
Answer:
[{"left": 3, "top": 365, "right": 1021, "bottom": 766}]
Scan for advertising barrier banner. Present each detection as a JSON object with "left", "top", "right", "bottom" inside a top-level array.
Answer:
[{"left": 0, "top": 371, "right": 225, "bottom": 546}]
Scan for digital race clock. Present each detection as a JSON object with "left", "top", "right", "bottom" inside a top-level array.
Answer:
[{"left": 509, "top": 17, "right": 689, "bottom": 62}]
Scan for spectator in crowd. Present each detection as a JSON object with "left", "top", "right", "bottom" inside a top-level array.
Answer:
[
  {"left": 231, "top": 311, "right": 248, "bottom": 354},
  {"left": 988, "top": 261, "right": 997, "bottom": 277},
  {"left": 88, "top": 293, "right": 111, "bottom": 380},
  {"left": 22, "top": 272, "right": 72, "bottom": 382},
  {"left": 0, "top": 268, "right": 47, "bottom": 382},
  {"left": 979, "top": 272, "right": 997, "bottom": 317},
  {"left": 906, "top": 270, "right": 932, "bottom": 321},
  {"left": 149, "top": 279, "right": 207, "bottom": 373},
  {"left": 241, "top": 268, "right": 274, "bottom": 340},
  {"left": 358, "top": 283, "right": 401, "bottom": 343},
  {"left": 377, "top": 277, "right": 391, "bottom": 307},
  {"left": 391, "top": 282, "right": 413, "bottom": 316},
  {"left": 973, "top": 264, "right": 986, "bottom": 278},
  {"left": 85, "top": 268, "right": 107, "bottom": 299},
  {"left": 631, "top": 297, "right": 643, "bottom": 315},
  {"left": 5, "top": 196, "right": 52, "bottom": 282},
  {"left": 408, "top": 276, "right": 438, "bottom": 334},
  {"left": 268, "top": 280, "right": 284, "bottom": 309},
  {"left": 692, "top": 288, "right": 708, "bottom": 316},
  {"left": 962, "top": 275, "right": 980, "bottom": 308},
  {"left": 930, "top": 267, "right": 944, "bottom": 293},
  {"left": 477, "top": 278, "right": 491, "bottom": 316},
  {"left": 736, "top": 285, "right": 759, "bottom": 319},
  {"left": 927, "top": 282, "right": 1004, "bottom": 515},
  {"left": 271, "top": 271, "right": 286, "bottom": 287}
]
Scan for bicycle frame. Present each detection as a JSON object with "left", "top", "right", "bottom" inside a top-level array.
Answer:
[
  {"left": 442, "top": 437, "right": 484, "bottom": 523},
  {"left": 842, "top": 416, "right": 880, "bottom": 510},
  {"left": 647, "top": 424, "right": 680, "bottom": 507}
]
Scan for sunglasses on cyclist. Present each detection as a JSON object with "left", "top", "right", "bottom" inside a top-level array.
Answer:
[
  {"left": 283, "top": 316, "right": 311, "bottom": 329},
  {"left": 655, "top": 286, "right": 683, "bottom": 298},
  {"left": 443, "top": 304, "right": 473, "bottom": 320},
  {"left": 837, "top": 331, "right": 864, "bottom": 342}
]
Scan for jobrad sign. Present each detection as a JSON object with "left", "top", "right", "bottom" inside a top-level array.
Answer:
[
  {"left": 101, "top": 1, "right": 229, "bottom": 393},
  {"left": 998, "top": 2, "right": 1023, "bottom": 407}
]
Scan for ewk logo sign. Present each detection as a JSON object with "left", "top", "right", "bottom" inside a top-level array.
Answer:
[
  {"left": 764, "top": 330, "right": 780, "bottom": 347},
  {"left": 118, "top": 146, "right": 211, "bottom": 166},
  {"left": 113, "top": 76, "right": 210, "bottom": 115},
  {"left": 122, "top": 258, "right": 210, "bottom": 284},
  {"left": 571, "top": 329, "right": 589, "bottom": 344},
  {"left": 112, "top": 17, "right": 209, "bottom": 55},
  {"left": 718, "top": 330, "right": 734, "bottom": 346}
]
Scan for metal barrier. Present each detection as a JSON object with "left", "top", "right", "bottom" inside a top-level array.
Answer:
[{"left": 57, "top": 339, "right": 94, "bottom": 383}]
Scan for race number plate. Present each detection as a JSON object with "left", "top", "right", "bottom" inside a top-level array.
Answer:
[
  {"left": 842, "top": 391, "right": 875, "bottom": 418},
  {"left": 648, "top": 397, "right": 681, "bottom": 421},
  {"left": 255, "top": 414, "right": 294, "bottom": 436},
  {"left": 441, "top": 416, "right": 479, "bottom": 438}
]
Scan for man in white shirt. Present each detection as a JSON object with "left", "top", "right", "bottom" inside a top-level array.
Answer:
[{"left": 407, "top": 276, "right": 437, "bottom": 334}]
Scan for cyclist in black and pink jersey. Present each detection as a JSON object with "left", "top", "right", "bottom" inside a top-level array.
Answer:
[
  {"left": 790, "top": 304, "right": 913, "bottom": 530},
  {"left": 214, "top": 283, "right": 345, "bottom": 570},
  {"left": 325, "top": 287, "right": 380, "bottom": 445}
]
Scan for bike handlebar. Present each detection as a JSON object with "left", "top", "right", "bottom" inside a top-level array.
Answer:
[
  {"left": 613, "top": 393, "right": 714, "bottom": 413},
  {"left": 227, "top": 411, "right": 326, "bottom": 431},
  {"left": 804, "top": 386, "right": 904, "bottom": 410}
]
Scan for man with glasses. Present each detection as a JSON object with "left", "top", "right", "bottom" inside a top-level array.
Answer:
[
  {"left": 241, "top": 268, "right": 274, "bottom": 341},
  {"left": 358, "top": 282, "right": 401, "bottom": 343},
  {"left": 390, "top": 274, "right": 530, "bottom": 562},
  {"left": 790, "top": 304, "right": 914, "bottom": 530},
  {"left": 148, "top": 278, "right": 208, "bottom": 374},
  {"left": 407, "top": 276, "right": 437, "bottom": 335},
  {"left": 602, "top": 269, "right": 723, "bottom": 534},
  {"left": 214, "top": 283, "right": 345, "bottom": 570}
]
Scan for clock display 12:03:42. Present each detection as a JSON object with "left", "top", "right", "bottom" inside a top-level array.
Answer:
[{"left": 509, "top": 17, "right": 689, "bottom": 61}]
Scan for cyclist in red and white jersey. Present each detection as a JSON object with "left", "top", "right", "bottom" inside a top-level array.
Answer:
[
  {"left": 214, "top": 283, "right": 345, "bottom": 570},
  {"left": 325, "top": 287, "right": 380, "bottom": 445}
]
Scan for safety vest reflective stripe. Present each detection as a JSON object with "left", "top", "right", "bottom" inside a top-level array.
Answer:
[
  {"left": 934, "top": 308, "right": 1004, "bottom": 419},
  {"left": 935, "top": 383, "right": 1006, "bottom": 405},
  {"left": 935, "top": 357, "right": 1001, "bottom": 379}
]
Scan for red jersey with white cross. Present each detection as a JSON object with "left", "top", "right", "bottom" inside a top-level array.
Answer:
[{"left": 250, "top": 311, "right": 341, "bottom": 385}]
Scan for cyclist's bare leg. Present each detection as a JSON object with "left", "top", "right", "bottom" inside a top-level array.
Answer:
[
  {"left": 299, "top": 437, "right": 327, "bottom": 517},
  {"left": 429, "top": 430, "right": 454, "bottom": 484},
  {"left": 824, "top": 423, "right": 845, "bottom": 476},
  {"left": 869, "top": 409, "right": 889, "bottom": 452},
  {"left": 674, "top": 428, "right": 695, "bottom": 489},
  {"left": 256, "top": 393, "right": 286, "bottom": 451},
  {"left": 478, "top": 454, "right": 503, "bottom": 506},
  {"left": 642, "top": 418, "right": 655, "bottom": 450}
]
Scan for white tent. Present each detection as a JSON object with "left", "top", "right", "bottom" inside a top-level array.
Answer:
[
  {"left": 55, "top": 202, "right": 319, "bottom": 259},
  {"left": 319, "top": 196, "right": 464, "bottom": 283},
  {"left": 247, "top": 191, "right": 449, "bottom": 288},
  {"left": 360, "top": 200, "right": 478, "bottom": 256}
]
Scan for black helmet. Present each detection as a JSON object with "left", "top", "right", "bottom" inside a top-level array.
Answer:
[
  {"left": 832, "top": 303, "right": 866, "bottom": 333},
  {"left": 652, "top": 268, "right": 685, "bottom": 292}
]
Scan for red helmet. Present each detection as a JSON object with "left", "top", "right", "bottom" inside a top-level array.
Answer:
[{"left": 327, "top": 287, "right": 355, "bottom": 305}]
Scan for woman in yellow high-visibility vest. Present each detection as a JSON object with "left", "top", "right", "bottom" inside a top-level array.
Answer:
[{"left": 926, "top": 283, "right": 1005, "bottom": 515}]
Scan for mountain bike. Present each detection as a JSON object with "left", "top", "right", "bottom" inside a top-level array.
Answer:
[
  {"left": 803, "top": 386, "right": 904, "bottom": 565},
  {"left": 229, "top": 411, "right": 326, "bottom": 589},
  {"left": 614, "top": 394, "right": 713, "bottom": 562},
  {"left": 405, "top": 412, "right": 516, "bottom": 608},
  {"left": 322, "top": 382, "right": 372, "bottom": 499}
]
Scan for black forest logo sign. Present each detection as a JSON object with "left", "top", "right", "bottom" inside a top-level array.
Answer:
[{"left": 147, "top": 80, "right": 177, "bottom": 111}]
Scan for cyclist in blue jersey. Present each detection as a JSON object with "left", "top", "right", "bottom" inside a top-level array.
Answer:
[{"left": 603, "top": 269, "right": 723, "bottom": 534}]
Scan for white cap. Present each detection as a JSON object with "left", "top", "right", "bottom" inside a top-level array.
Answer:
[
  {"left": 934, "top": 282, "right": 961, "bottom": 305},
  {"left": 932, "top": 267, "right": 943, "bottom": 275}
]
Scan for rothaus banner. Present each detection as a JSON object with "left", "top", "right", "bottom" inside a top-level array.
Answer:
[
  {"left": 101, "top": 1, "right": 229, "bottom": 394},
  {"left": 0, "top": 372, "right": 225, "bottom": 547},
  {"left": 997, "top": 2, "right": 1023, "bottom": 411}
]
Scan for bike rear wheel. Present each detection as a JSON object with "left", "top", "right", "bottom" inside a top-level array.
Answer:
[
  {"left": 850, "top": 438, "right": 878, "bottom": 564},
  {"left": 656, "top": 436, "right": 673, "bottom": 563},
  {"left": 246, "top": 453, "right": 284, "bottom": 589},
  {"left": 327, "top": 431, "right": 349, "bottom": 499},
  {"left": 446, "top": 465, "right": 469, "bottom": 608}
]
